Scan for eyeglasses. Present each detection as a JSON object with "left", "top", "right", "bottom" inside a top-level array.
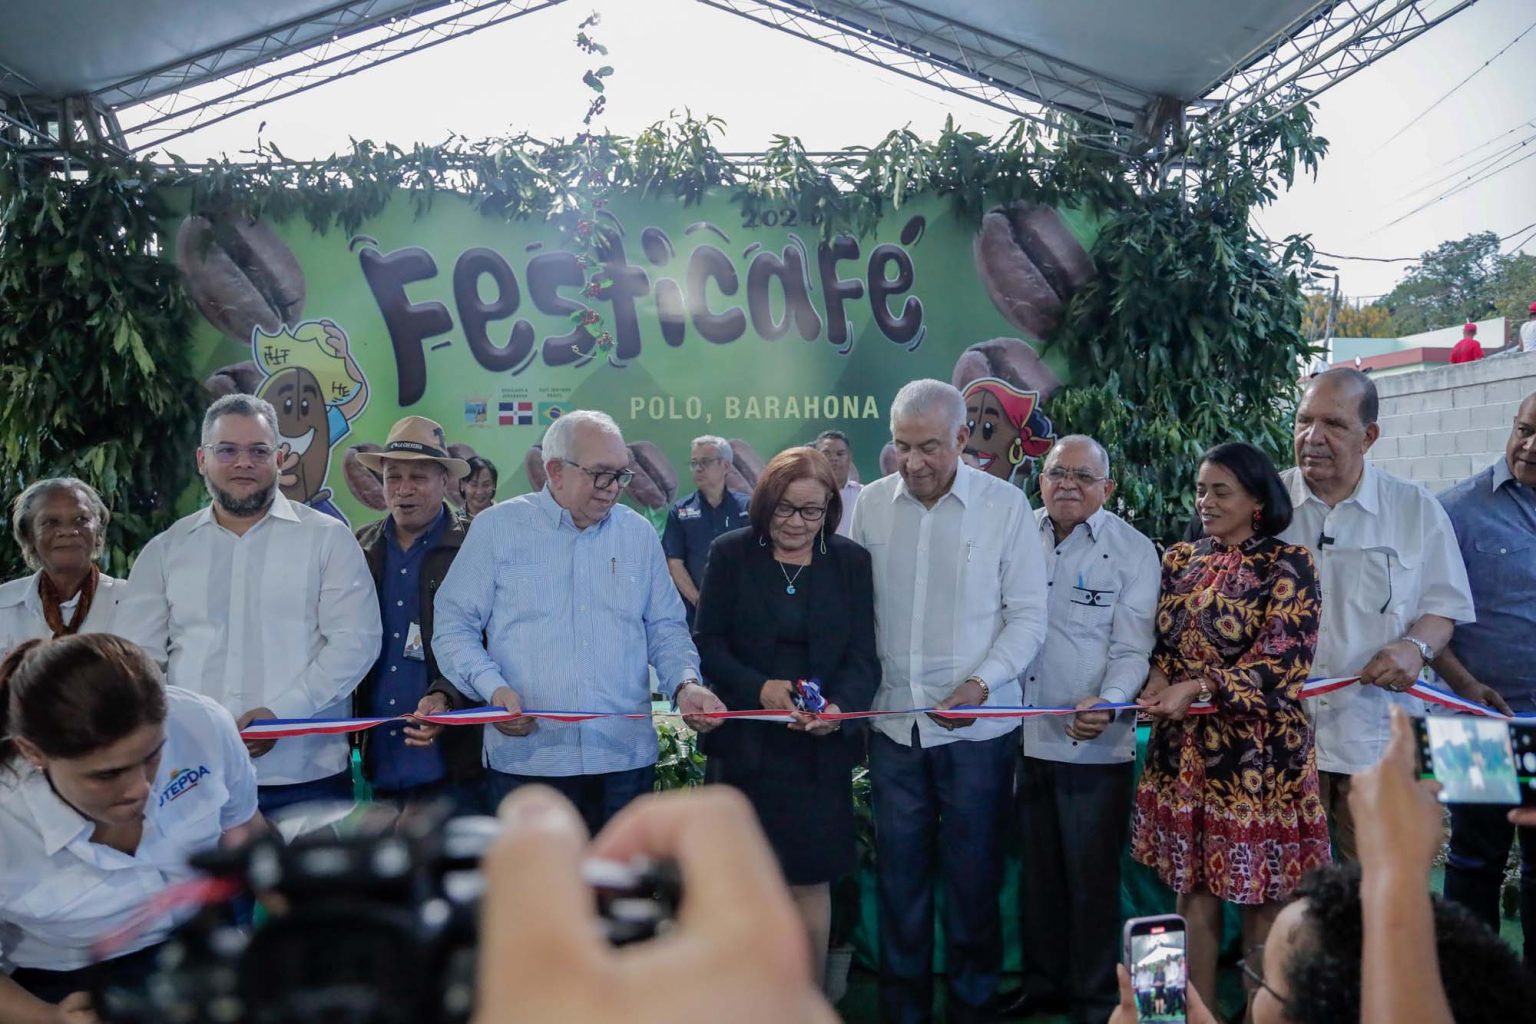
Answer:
[
  {"left": 688, "top": 457, "right": 722, "bottom": 470},
  {"left": 1044, "top": 467, "right": 1107, "bottom": 485},
  {"left": 559, "top": 460, "right": 635, "bottom": 491},
  {"left": 203, "top": 443, "right": 276, "bottom": 464},
  {"left": 772, "top": 502, "right": 826, "bottom": 522},
  {"left": 1239, "top": 948, "right": 1289, "bottom": 1007}
]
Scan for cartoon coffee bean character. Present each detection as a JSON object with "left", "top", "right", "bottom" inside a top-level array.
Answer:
[
  {"left": 962, "top": 376, "right": 1056, "bottom": 481},
  {"left": 251, "top": 319, "right": 370, "bottom": 524},
  {"left": 255, "top": 366, "right": 331, "bottom": 512}
]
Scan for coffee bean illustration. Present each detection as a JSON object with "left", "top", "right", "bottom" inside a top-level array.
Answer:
[
  {"left": 177, "top": 214, "right": 306, "bottom": 342},
  {"left": 727, "top": 438, "right": 767, "bottom": 490},
  {"left": 524, "top": 444, "right": 548, "bottom": 491},
  {"left": 973, "top": 203, "right": 1094, "bottom": 339},
  {"left": 952, "top": 337, "right": 1061, "bottom": 400},
  {"left": 202, "top": 360, "right": 264, "bottom": 399},
  {"left": 343, "top": 444, "right": 387, "bottom": 511},
  {"left": 624, "top": 441, "right": 679, "bottom": 510}
]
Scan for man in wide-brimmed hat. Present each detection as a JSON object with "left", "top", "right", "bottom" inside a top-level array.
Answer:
[{"left": 353, "top": 416, "right": 486, "bottom": 814}]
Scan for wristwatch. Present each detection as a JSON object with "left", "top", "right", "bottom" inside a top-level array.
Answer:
[
  {"left": 1402, "top": 636, "right": 1435, "bottom": 665},
  {"left": 968, "top": 676, "right": 990, "bottom": 704},
  {"left": 1196, "top": 682, "right": 1212, "bottom": 703}
]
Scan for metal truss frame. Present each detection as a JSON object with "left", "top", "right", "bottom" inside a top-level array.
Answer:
[
  {"left": 115, "top": 0, "right": 567, "bottom": 153},
  {"left": 1, "top": 57, "right": 130, "bottom": 161},
  {"left": 699, "top": 0, "right": 1480, "bottom": 153},
  {"left": 1191, "top": 0, "right": 1477, "bottom": 139},
  {"left": 1, "top": 0, "right": 1479, "bottom": 163},
  {"left": 694, "top": 0, "right": 1153, "bottom": 152}
]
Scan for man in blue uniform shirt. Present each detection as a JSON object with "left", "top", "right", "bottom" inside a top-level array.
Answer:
[{"left": 662, "top": 435, "right": 750, "bottom": 624}]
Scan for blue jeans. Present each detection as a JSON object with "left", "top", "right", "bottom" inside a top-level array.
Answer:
[
  {"left": 483, "top": 764, "right": 655, "bottom": 835},
  {"left": 257, "top": 770, "right": 355, "bottom": 817},
  {"left": 870, "top": 726, "right": 1019, "bottom": 1024}
]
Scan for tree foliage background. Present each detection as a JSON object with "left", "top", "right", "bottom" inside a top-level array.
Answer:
[
  {"left": 0, "top": 103, "right": 1329, "bottom": 573},
  {"left": 0, "top": 157, "right": 203, "bottom": 578},
  {"left": 1312, "top": 231, "right": 1536, "bottom": 343}
]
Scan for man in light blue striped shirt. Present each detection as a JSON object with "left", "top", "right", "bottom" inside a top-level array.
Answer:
[{"left": 432, "top": 410, "right": 723, "bottom": 831}]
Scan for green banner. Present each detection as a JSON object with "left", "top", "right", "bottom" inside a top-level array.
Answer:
[{"left": 176, "top": 189, "right": 1098, "bottom": 527}]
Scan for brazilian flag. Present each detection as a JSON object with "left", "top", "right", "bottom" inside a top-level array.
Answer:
[{"left": 537, "top": 402, "right": 566, "bottom": 425}]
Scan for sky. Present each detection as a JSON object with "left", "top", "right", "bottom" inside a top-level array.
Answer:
[{"left": 141, "top": 0, "right": 1536, "bottom": 306}]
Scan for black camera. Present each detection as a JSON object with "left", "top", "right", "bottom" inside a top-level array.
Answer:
[{"left": 99, "top": 803, "right": 680, "bottom": 1024}]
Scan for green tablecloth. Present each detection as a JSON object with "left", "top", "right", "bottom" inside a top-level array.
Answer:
[{"left": 848, "top": 725, "right": 1241, "bottom": 971}]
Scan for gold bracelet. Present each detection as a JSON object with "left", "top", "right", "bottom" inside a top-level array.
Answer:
[{"left": 971, "top": 677, "right": 990, "bottom": 704}]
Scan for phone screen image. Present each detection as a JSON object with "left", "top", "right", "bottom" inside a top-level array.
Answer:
[
  {"left": 1129, "top": 926, "right": 1187, "bottom": 1023},
  {"left": 1423, "top": 716, "right": 1523, "bottom": 804}
]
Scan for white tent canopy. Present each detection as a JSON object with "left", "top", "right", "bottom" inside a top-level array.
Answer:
[{"left": 0, "top": 0, "right": 1476, "bottom": 157}]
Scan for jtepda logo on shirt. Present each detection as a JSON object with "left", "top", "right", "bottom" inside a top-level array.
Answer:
[{"left": 159, "top": 765, "right": 212, "bottom": 808}]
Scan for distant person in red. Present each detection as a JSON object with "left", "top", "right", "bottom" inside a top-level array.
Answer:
[{"left": 1450, "top": 322, "right": 1484, "bottom": 364}]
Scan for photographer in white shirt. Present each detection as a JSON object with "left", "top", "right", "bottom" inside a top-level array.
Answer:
[{"left": 0, "top": 634, "right": 263, "bottom": 1023}]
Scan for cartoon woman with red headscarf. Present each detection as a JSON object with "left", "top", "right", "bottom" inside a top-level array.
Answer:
[{"left": 962, "top": 376, "right": 1056, "bottom": 481}]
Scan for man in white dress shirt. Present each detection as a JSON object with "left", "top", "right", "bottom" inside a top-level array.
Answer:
[
  {"left": 1278, "top": 368, "right": 1474, "bottom": 859},
  {"left": 850, "top": 379, "right": 1048, "bottom": 1024},
  {"left": 115, "top": 394, "right": 381, "bottom": 815},
  {"left": 1004, "top": 435, "right": 1159, "bottom": 1024}
]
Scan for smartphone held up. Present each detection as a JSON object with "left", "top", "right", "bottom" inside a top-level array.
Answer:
[
  {"left": 1415, "top": 715, "right": 1536, "bottom": 806},
  {"left": 1123, "top": 914, "right": 1188, "bottom": 1023}
]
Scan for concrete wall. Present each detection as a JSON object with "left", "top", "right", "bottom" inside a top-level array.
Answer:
[{"left": 1369, "top": 351, "right": 1536, "bottom": 494}]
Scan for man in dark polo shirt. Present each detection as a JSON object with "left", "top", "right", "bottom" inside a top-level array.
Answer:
[
  {"left": 662, "top": 435, "right": 750, "bottom": 625},
  {"left": 1435, "top": 390, "right": 1536, "bottom": 969}
]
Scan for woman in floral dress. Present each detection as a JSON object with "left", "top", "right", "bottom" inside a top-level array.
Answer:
[{"left": 1132, "top": 442, "right": 1329, "bottom": 1008}]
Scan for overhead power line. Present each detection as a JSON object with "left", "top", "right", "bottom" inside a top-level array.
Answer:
[
  {"left": 1393, "top": 127, "right": 1536, "bottom": 202},
  {"left": 1372, "top": 16, "right": 1536, "bottom": 154},
  {"left": 1419, "top": 113, "right": 1536, "bottom": 174},
  {"left": 1309, "top": 221, "right": 1536, "bottom": 264},
  {"left": 1373, "top": 145, "right": 1536, "bottom": 234}
]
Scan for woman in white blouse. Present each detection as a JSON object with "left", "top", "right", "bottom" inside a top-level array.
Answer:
[
  {"left": 0, "top": 634, "right": 263, "bottom": 1020},
  {"left": 0, "top": 479, "right": 122, "bottom": 655}
]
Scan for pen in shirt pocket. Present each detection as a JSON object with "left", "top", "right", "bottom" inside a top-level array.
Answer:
[
  {"left": 966, "top": 542, "right": 973, "bottom": 562},
  {"left": 611, "top": 557, "right": 616, "bottom": 576}
]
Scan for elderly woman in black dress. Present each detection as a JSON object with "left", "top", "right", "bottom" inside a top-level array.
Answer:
[{"left": 693, "top": 446, "right": 879, "bottom": 986}]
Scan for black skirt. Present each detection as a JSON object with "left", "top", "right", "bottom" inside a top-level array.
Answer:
[{"left": 715, "top": 561, "right": 856, "bottom": 885}]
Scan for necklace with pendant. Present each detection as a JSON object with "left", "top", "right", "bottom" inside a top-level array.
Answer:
[{"left": 777, "top": 558, "right": 808, "bottom": 595}]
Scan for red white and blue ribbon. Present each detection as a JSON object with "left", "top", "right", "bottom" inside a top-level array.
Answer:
[{"left": 237, "top": 673, "right": 1521, "bottom": 741}]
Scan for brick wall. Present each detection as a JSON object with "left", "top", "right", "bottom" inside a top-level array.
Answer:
[{"left": 1369, "top": 351, "right": 1536, "bottom": 493}]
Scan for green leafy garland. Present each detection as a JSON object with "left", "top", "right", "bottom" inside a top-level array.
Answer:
[{"left": 0, "top": 105, "right": 1325, "bottom": 577}]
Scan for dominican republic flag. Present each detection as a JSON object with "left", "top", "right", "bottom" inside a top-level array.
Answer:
[{"left": 499, "top": 401, "right": 535, "bottom": 425}]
